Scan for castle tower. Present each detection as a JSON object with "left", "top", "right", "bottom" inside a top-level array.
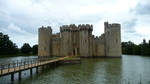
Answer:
[
  {"left": 60, "top": 25, "right": 72, "bottom": 56},
  {"left": 104, "top": 22, "right": 121, "bottom": 57},
  {"left": 69, "top": 24, "right": 80, "bottom": 56},
  {"left": 38, "top": 26, "right": 52, "bottom": 57},
  {"left": 79, "top": 24, "right": 93, "bottom": 56}
]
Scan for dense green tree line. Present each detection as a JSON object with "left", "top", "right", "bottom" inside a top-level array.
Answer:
[
  {"left": 0, "top": 32, "right": 38, "bottom": 56},
  {"left": 122, "top": 39, "right": 150, "bottom": 56}
]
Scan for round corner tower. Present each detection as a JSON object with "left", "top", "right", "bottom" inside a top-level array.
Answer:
[
  {"left": 79, "top": 24, "right": 93, "bottom": 56},
  {"left": 104, "top": 22, "right": 122, "bottom": 57},
  {"left": 38, "top": 26, "right": 52, "bottom": 57}
]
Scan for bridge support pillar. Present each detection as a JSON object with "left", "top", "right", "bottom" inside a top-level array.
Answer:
[
  {"left": 42, "top": 66, "right": 44, "bottom": 70},
  {"left": 48, "top": 64, "right": 50, "bottom": 68},
  {"left": 54, "top": 62, "right": 57, "bottom": 66},
  {"left": 30, "top": 68, "right": 32, "bottom": 76},
  {"left": 11, "top": 73, "right": 14, "bottom": 82},
  {"left": 19, "top": 71, "right": 21, "bottom": 81},
  {"left": 36, "top": 67, "right": 38, "bottom": 74}
]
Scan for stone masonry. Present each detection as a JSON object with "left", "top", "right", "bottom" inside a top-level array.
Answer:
[{"left": 38, "top": 22, "right": 122, "bottom": 57}]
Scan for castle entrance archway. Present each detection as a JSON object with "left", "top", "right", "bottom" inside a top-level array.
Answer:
[{"left": 73, "top": 48, "right": 79, "bottom": 56}]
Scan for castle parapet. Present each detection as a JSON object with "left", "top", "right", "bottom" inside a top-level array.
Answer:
[
  {"left": 60, "top": 24, "right": 93, "bottom": 32},
  {"left": 78, "top": 24, "right": 93, "bottom": 31},
  {"left": 39, "top": 26, "right": 52, "bottom": 32},
  {"left": 105, "top": 22, "right": 120, "bottom": 29},
  {"left": 104, "top": 22, "right": 121, "bottom": 33},
  {"left": 108, "top": 23, "right": 120, "bottom": 28},
  {"left": 60, "top": 24, "right": 79, "bottom": 32},
  {"left": 60, "top": 25, "right": 69, "bottom": 32}
]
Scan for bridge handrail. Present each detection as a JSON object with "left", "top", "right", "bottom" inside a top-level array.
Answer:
[{"left": 0, "top": 56, "right": 61, "bottom": 75}]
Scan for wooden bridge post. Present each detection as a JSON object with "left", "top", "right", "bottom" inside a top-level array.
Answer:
[
  {"left": 1, "top": 64, "right": 3, "bottom": 74},
  {"left": 28, "top": 61, "right": 31, "bottom": 68},
  {"left": 0, "top": 64, "right": 2, "bottom": 74},
  {"left": 42, "top": 65, "right": 44, "bottom": 70},
  {"left": 31, "top": 60, "right": 32, "bottom": 67},
  {"left": 19, "top": 61, "right": 21, "bottom": 70},
  {"left": 38, "top": 60, "right": 39, "bottom": 66},
  {"left": 8, "top": 64, "right": 10, "bottom": 72},
  {"left": 13, "top": 62, "right": 15, "bottom": 71},
  {"left": 54, "top": 62, "right": 56, "bottom": 67},
  {"left": 17, "top": 60, "right": 18, "bottom": 67},
  {"left": 47, "top": 64, "right": 50, "bottom": 68},
  {"left": 19, "top": 71, "right": 21, "bottom": 81},
  {"left": 28, "top": 61, "right": 29, "bottom": 68},
  {"left": 36, "top": 67, "right": 38, "bottom": 74},
  {"left": 11, "top": 73, "right": 14, "bottom": 81},
  {"left": 36, "top": 60, "right": 37, "bottom": 66},
  {"left": 30, "top": 68, "right": 32, "bottom": 76},
  {"left": 24, "top": 61, "right": 25, "bottom": 69}
]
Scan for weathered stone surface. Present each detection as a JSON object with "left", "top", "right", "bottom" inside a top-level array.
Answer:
[
  {"left": 38, "top": 22, "right": 121, "bottom": 57},
  {"left": 104, "top": 22, "right": 122, "bottom": 57},
  {"left": 38, "top": 26, "right": 52, "bottom": 57}
]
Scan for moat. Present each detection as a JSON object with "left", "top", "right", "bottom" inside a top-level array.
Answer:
[{"left": 0, "top": 55, "right": 150, "bottom": 84}]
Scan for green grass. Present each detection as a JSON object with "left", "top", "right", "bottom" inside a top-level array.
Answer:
[{"left": 63, "top": 56, "right": 80, "bottom": 61}]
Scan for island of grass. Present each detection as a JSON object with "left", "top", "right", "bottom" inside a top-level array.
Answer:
[{"left": 60, "top": 56, "right": 81, "bottom": 64}]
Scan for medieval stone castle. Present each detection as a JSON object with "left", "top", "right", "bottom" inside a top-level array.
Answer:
[{"left": 38, "top": 22, "right": 121, "bottom": 57}]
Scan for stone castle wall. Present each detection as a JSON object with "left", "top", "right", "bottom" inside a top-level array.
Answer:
[
  {"left": 38, "top": 26, "right": 52, "bottom": 57},
  {"left": 104, "top": 22, "right": 122, "bottom": 57},
  {"left": 52, "top": 33, "right": 60, "bottom": 56},
  {"left": 38, "top": 22, "right": 121, "bottom": 57}
]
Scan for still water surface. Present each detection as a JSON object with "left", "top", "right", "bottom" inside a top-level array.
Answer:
[{"left": 0, "top": 55, "right": 150, "bottom": 84}]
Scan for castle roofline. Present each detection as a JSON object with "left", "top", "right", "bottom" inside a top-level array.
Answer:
[
  {"left": 60, "top": 24, "right": 93, "bottom": 32},
  {"left": 105, "top": 22, "right": 121, "bottom": 29},
  {"left": 39, "top": 26, "right": 52, "bottom": 31}
]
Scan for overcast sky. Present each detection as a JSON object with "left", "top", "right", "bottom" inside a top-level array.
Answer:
[{"left": 0, "top": 0, "right": 150, "bottom": 47}]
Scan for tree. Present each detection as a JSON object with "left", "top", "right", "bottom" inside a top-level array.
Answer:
[
  {"left": 140, "top": 39, "right": 149, "bottom": 56},
  {"left": 21, "top": 43, "right": 31, "bottom": 54},
  {"left": 148, "top": 40, "right": 150, "bottom": 45},
  {"left": 143, "top": 39, "right": 146, "bottom": 44},
  {"left": 122, "top": 39, "right": 150, "bottom": 56},
  {"left": 122, "top": 41, "right": 136, "bottom": 55},
  {"left": 32, "top": 45, "right": 38, "bottom": 55},
  {"left": 0, "top": 32, "right": 18, "bottom": 55}
]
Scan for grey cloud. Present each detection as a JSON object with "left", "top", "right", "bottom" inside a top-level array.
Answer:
[
  {"left": 122, "top": 18, "right": 137, "bottom": 33},
  {"left": 131, "top": 0, "right": 150, "bottom": 15},
  {"left": 71, "top": 14, "right": 102, "bottom": 24}
]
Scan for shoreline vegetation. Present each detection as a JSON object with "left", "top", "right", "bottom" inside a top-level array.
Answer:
[
  {"left": 122, "top": 39, "right": 150, "bottom": 56},
  {"left": 0, "top": 32, "right": 150, "bottom": 58},
  {"left": 0, "top": 32, "right": 38, "bottom": 58},
  {"left": 0, "top": 54, "right": 38, "bottom": 58}
]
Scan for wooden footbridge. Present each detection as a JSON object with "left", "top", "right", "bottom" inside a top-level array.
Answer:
[{"left": 0, "top": 56, "right": 69, "bottom": 81}]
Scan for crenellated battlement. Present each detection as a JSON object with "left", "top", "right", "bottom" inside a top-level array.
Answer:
[
  {"left": 105, "top": 22, "right": 120, "bottom": 29},
  {"left": 104, "top": 22, "right": 121, "bottom": 33},
  {"left": 60, "top": 24, "right": 78, "bottom": 32},
  {"left": 60, "top": 24, "right": 93, "bottom": 32},
  {"left": 39, "top": 26, "right": 52, "bottom": 32},
  {"left": 78, "top": 24, "right": 93, "bottom": 31},
  {"left": 53, "top": 33, "right": 60, "bottom": 38},
  {"left": 94, "top": 36, "right": 99, "bottom": 40},
  {"left": 108, "top": 23, "right": 120, "bottom": 28},
  {"left": 93, "top": 35, "right": 104, "bottom": 40}
]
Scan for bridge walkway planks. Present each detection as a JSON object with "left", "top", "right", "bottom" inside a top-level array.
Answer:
[{"left": 0, "top": 56, "right": 69, "bottom": 81}]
